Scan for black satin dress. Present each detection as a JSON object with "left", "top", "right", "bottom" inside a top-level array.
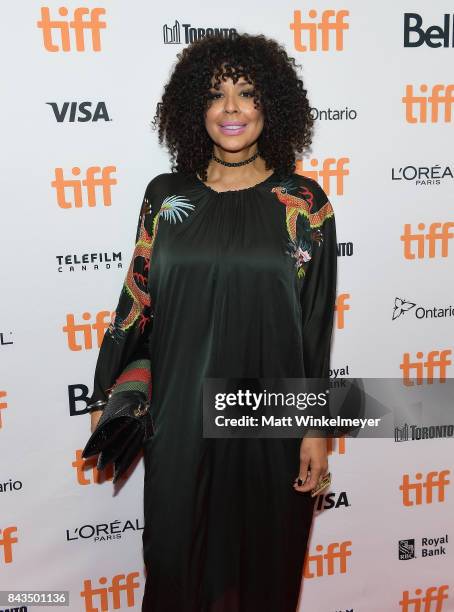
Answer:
[{"left": 87, "top": 170, "right": 337, "bottom": 612}]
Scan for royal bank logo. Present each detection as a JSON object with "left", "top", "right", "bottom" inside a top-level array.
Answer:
[
  {"left": 399, "top": 538, "right": 416, "bottom": 560},
  {"left": 56, "top": 251, "right": 123, "bottom": 273},
  {"left": 392, "top": 297, "right": 454, "bottom": 321},
  {"left": 398, "top": 535, "right": 448, "bottom": 559},
  {"left": 163, "top": 19, "right": 237, "bottom": 44},
  {"left": 394, "top": 423, "right": 454, "bottom": 442},
  {"left": 391, "top": 164, "right": 453, "bottom": 185},
  {"left": 47, "top": 101, "right": 111, "bottom": 123}
]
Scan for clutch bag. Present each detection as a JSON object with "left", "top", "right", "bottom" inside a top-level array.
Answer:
[{"left": 82, "top": 389, "right": 154, "bottom": 483}]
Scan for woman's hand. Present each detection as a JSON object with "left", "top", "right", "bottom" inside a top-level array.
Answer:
[
  {"left": 90, "top": 409, "right": 103, "bottom": 433},
  {"left": 293, "top": 434, "right": 329, "bottom": 494}
]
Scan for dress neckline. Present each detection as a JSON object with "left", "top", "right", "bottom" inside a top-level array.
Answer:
[{"left": 193, "top": 170, "right": 277, "bottom": 195}]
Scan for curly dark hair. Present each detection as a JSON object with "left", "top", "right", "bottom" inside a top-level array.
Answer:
[{"left": 152, "top": 32, "right": 314, "bottom": 182}]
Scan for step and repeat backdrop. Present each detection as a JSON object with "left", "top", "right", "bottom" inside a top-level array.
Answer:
[{"left": 1, "top": 1, "right": 453, "bottom": 611}]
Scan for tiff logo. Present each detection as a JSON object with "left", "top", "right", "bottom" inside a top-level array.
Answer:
[
  {"left": 51, "top": 166, "right": 117, "bottom": 208},
  {"left": 80, "top": 573, "right": 141, "bottom": 610},
  {"left": 401, "top": 222, "right": 454, "bottom": 259},
  {"left": 303, "top": 541, "right": 352, "bottom": 577},
  {"left": 335, "top": 294, "right": 350, "bottom": 329},
  {"left": 37, "top": 7, "right": 106, "bottom": 52},
  {"left": 400, "top": 350, "right": 451, "bottom": 385},
  {"left": 62, "top": 311, "right": 112, "bottom": 351},
  {"left": 0, "top": 526, "right": 18, "bottom": 564},
  {"left": 73, "top": 450, "right": 114, "bottom": 484},
  {"left": 400, "top": 585, "right": 449, "bottom": 610},
  {"left": 290, "top": 9, "right": 349, "bottom": 52},
  {"left": 400, "top": 470, "right": 450, "bottom": 506},
  {"left": 0, "top": 391, "right": 7, "bottom": 429},
  {"left": 402, "top": 84, "right": 454, "bottom": 123},
  {"left": 296, "top": 158, "right": 349, "bottom": 196}
]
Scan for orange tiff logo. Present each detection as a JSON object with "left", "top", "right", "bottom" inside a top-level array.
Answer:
[
  {"left": 63, "top": 311, "right": 112, "bottom": 351},
  {"left": 52, "top": 166, "right": 117, "bottom": 208},
  {"left": 0, "top": 526, "right": 18, "bottom": 564},
  {"left": 0, "top": 390, "right": 7, "bottom": 429},
  {"left": 402, "top": 84, "right": 454, "bottom": 123},
  {"left": 399, "top": 585, "right": 449, "bottom": 611},
  {"left": 401, "top": 222, "right": 454, "bottom": 259},
  {"left": 296, "top": 158, "right": 349, "bottom": 196},
  {"left": 335, "top": 293, "right": 350, "bottom": 329},
  {"left": 290, "top": 9, "right": 349, "bottom": 51},
  {"left": 73, "top": 450, "right": 114, "bottom": 484},
  {"left": 400, "top": 350, "right": 452, "bottom": 385},
  {"left": 400, "top": 470, "right": 450, "bottom": 506},
  {"left": 80, "top": 573, "right": 141, "bottom": 611},
  {"left": 37, "top": 7, "right": 106, "bottom": 52},
  {"left": 303, "top": 541, "right": 352, "bottom": 577}
]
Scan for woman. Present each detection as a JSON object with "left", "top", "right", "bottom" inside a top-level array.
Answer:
[{"left": 88, "top": 32, "right": 337, "bottom": 612}]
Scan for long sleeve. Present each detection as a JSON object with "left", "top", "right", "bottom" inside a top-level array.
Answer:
[
  {"left": 298, "top": 178, "right": 337, "bottom": 435},
  {"left": 87, "top": 177, "right": 162, "bottom": 407}
]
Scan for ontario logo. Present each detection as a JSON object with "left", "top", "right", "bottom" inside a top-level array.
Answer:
[{"left": 392, "top": 297, "right": 454, "bottom": 321}]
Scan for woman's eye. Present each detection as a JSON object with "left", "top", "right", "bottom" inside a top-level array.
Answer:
[{"left": 207, "top": 91, "right": 256, "bottom": 100}]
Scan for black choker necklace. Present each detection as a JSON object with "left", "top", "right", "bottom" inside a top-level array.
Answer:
[{"left": 212, "top": 152, "right": 258, "bottom": 167}]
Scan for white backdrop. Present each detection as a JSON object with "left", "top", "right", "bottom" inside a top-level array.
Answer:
[{"left": 1, "top": 1, "right": 453, "bottom": 611}]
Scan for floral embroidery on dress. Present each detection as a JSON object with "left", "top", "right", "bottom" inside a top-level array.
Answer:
[
  {"left": 108, "top": 193, "right": 195, "bottom": 342},
  {"left": 271, "top": 177, "right": 334, "bottom": 278}
]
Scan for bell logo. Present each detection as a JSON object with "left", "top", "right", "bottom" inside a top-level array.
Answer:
[
  {"left": 80, "top": 573, "right": 141, "bottom": 610},
  {"left": 402, "top": 84, "right": 454, "bottom": 123},
  {"left": 399, "top": 585, "right": 449, "bottom": 610},
  {"left": 401, "top": 222, "right": 454, "bottom": 259},
  {"left": 290, "top": 9, "right": 349, "bottom": 52},
  {"left": 335, "top": 293, "right": 350, "bottom": 329},
  {"left": 52, "top": 166, "right": 117, "bottom": 208},
  {"left": 0, "top": 526, "right": 18, "bottom": 564},
  {"left": 296, "top": 158, "right": 349, "bottom": 196},
  {"left": 63, "top": 311, "right": 112, "bottom": 351},
  {"left": 303, "top": 541, "right": 352, "bottom": 577},
  {"left": 0, "top": 390, "right": 7, "bottom": 429},
  {"left": 73, "top": 450, "right": 114, "bottom": 484},
  {"left": 37, "top": 7, "right": 106, "bottom": 52},
  {"left": 400, "top": 350, "right": 452, "bottom": 385},
  {"left": 400, "top": 470, "right": 450, "bottom": 506}
]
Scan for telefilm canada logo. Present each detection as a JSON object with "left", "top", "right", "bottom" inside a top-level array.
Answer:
[
  {"left": 391, "top": 164, "right": 453, "bottom": 185},
  {"left": 399, "top": 534, "right": 448, "bottom": 560},
  {"left": 47, "top": 101, "right": 111, "bottom": 123},
  {"left": 392, "top": 297, "right": 454, "bottom": 321},
  {"left": 56, "top": 251, "right": 123, "bottom": 273},
  {"left": 163, "top": 19, "right": 237, "bottom": 44}
]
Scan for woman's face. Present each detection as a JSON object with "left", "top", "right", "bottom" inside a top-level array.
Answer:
[{"left": 204, "top": 75, "right": 264, "bottom": 153}]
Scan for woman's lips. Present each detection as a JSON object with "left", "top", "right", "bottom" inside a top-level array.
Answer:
[{"left": 218, "top": 123, "right": 247, "bottom": 136}]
